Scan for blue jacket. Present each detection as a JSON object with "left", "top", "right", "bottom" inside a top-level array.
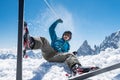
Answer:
[{"left": 49, "top": 20, "right": 70, "bottom": 53}]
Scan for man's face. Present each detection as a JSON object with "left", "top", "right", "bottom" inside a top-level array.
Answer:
[{"left": 63, "top": 34, "right": 71, "bottom": 41}]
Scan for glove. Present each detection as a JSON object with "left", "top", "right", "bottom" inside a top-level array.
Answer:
[
  {"left": 56, "top": 18, "right": 63, "bottom": 23},
  {"left": 72, "top": 51, "right": 77, "bottom": 55}
]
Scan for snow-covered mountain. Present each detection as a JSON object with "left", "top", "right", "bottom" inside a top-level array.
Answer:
[
  {"left": 0, "top": 49, "right": 42, "bottom": 59},
  {"left": 26, "top": 50, "right": 42, "bottom": 59},
  {"left": 77, "top": 30, "right": 120, "bottom": 55},
  {"left": 99, "top": 30, "right": 120, "bottom": 51},
  {"left": 77, "top": 40, "right": 94, "bottom": 56},
  {"left": 0, "top": 49, "right": 16, "bottom": 59},
  {"left": 0, "top": 48, "right": 120, "bottom": 80}
]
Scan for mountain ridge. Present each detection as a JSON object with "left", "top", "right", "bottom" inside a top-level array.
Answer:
[{"left": 77, "top": 30, "right": 120, "bottom": 56}]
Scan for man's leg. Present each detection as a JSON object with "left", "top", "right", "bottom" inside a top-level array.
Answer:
[
  {"left": 48, "top": 53, "right": 81, "bottom": 69},
  {"left": 30, "top": 37, "right": 57, "bottom": 60}
]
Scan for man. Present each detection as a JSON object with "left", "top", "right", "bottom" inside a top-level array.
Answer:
[{"left": 24, "top": 19, "right": 98, "bottom": 76}]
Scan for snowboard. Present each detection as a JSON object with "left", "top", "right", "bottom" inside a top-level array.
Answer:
[{"left": 68, "top": 62, "right": 120, "bottom": 80}]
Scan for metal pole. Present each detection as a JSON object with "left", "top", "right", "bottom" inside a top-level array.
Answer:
[{"left": 16, "top": 0, "right": 24, "bottom": 80}]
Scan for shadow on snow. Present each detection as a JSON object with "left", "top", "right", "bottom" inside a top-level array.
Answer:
[{"left": 31, "top": 61, "right": 70, "bottom": 80}]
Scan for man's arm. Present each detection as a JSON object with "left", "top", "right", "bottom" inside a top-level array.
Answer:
[{"left": 49, "top": 19, "right": 63, "bottom": 42}]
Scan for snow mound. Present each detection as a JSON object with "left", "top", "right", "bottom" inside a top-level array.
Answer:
[{"left": 0, "top": 48, "right": 120, "bottom": 80}]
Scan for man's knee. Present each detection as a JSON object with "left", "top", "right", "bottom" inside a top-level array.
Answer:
[
  {"left": 65, "top": 53, "right": 75, "bottom": 58},
  {"left": 65, "top": 54, "right": 80, "bottom": 69}
]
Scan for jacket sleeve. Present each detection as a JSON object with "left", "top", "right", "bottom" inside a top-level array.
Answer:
[{"left": 49, "top": 20, "right": 59, "bottom": 42}]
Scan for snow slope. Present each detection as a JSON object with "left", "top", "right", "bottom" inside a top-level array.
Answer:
[{"left": 0, "top": 48, "right": 120, "bottom": 80}]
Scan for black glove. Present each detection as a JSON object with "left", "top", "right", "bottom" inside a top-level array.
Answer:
[
  {"left": 72, "top": 51, "right": 77, "bottom": 55},
  {"left": 56, "top": 18, "right": 63, "bottom": 23}
]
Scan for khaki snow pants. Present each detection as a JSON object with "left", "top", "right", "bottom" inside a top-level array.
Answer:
[{"left": 31, "top": 37, "right": 80, "bottom": 69}]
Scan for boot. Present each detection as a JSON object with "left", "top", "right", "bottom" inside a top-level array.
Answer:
[
  {"left": 23, "top": 37, "right": 35, "bottom": 58},
  {"left": 71, "top": 64, "right": 90, "bottom": 76},
  {"left": 71, "top": 64, "right": 100, "bottom": 76}
]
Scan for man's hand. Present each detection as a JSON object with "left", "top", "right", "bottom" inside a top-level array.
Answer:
[
  {"left": 72, "top": 51, "right": 77, "bottom": 55},
  {"left": 56, "top": 18, "right": 63, "bottom": 23}
]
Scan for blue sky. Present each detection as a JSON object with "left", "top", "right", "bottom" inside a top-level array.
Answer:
[{"left": 0, "top": 0, "right": 120, "bottom": 51}]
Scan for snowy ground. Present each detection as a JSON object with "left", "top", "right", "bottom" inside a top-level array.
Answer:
[{"left": 0, "top": 48, "right": 120, "bottom": 80}]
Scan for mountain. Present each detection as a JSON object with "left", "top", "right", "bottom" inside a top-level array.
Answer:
[
  {"left": 77, "top": 30, "right": 120, "bottom": 55},
  {"left": 26, "top": 50, "right": 42, "bottom": 59},
  {"left": 0, "top": 49, "right": 42, "bottom": 59},
  {"left": 99, "top": 31, "right": 120, "bottom": 51},
  {"left": 0, "top": 49, "right": 16, "bottom": 59},
  {"left": 77, "top": 40, "right": 94, "bottom": 56}
]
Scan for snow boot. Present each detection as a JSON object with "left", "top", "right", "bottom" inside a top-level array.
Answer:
[
  {"left": 66, "top": 64, "right": 100, "bottom": 78},
  {"left": 71, "top": 64, "right": 90, "bottom": 76},
  {"left": 71, "top": 64, "right": 99, "bottom": 76},
  {"left": 23, "top": 37, "right": 35, "bottom": 58}
]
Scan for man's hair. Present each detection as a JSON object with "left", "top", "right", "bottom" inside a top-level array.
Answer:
[{"left": 62, "top": 31, "right": 72, "bottom": 40}]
